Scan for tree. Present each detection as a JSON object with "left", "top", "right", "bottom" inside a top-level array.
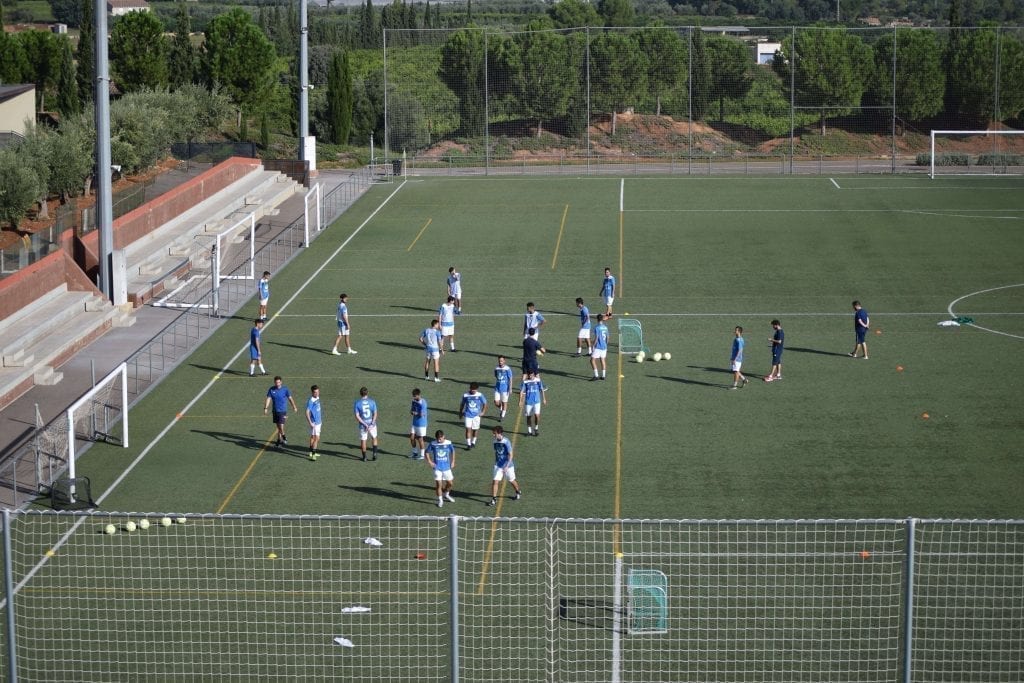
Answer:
[
  {"left": 870, "top": 29, "right": 944, "bottom": 124},
  {"left": 0, "top": 31, "right": 30, "bottom": 84},
  {"left": 326, "top": 50, "right": 354, "bottom": 144},
  {"left": 636, "top": 26, "right": 686, "bottom": 116},
  {"left": 350, "top": 72, "right": 385, "bottom": 145},
  {"left": 168, "top": 4, "right": 198, "bottom": 89},
  {"left": 359, "top": 0, "right": 380, "bottom": 49},
  {"left": 706, "top": 34, "right": 753, "bottom": 122},
  {"left": 17, "top": 30, "right": 63, "bottom": 111},
  {"left": 56, "top": 38, "right": 80, "bottom": 117},
  {"left": 945, "top": 27, "right": 1024, "bottom": 125},
  {"left": 589, "top": 31, "right": 648, "bottom": 133},
  {"left": 202, "top": 8, "right": 279, "bottom": 124},
  {"left": 516, "top": 26, "right": 576, "bottom": 136},
  {"left": 774, "top": 28, "right": 873, "bottom": 134},
  {"left": 0, "top": 149, "right": 42, "bottom": 231},
  {"left": 47, "top": 0, "right": 84, "bottom": 28},
  {"left": 110, "top": 11, "right": 169, "bottom": 92},
  {"left": 439, "top": 28, "right": 486, "bottom": 136},
  {"left": 598, "top": 0, "right": 635, "bottom": 27},
  {"left": 76, "top": 0, "right": 95, "bottom": 108},
  {"left": 51, "top": 114, "right": 95, "bottom": 200},
  {"left": 688, "top": 27, "right": 712, "bottom": 121},
  {"left": 14, "top": 129, "right": 53, "bottom": 220},
  {"left": 548, "top": 0, "right": 602, "bottom": 28}
]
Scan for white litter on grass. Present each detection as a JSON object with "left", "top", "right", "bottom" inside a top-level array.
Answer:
[
  {"left": 363, "top": 537, "right": 383, "bottom": 547},
  {"left": 937, "top": 320, "right": 961, "bottom": 327},
  {"left": 333, "top": 637, "right": 355, "bottom": 647},
  {"left": 341, "top": 606, "right": 372, "bottom": 614}
]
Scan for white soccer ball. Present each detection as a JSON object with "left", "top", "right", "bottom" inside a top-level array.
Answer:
[
  {"left": 160, "top": 517, "right": 172, "bottom": 527},
  {"left": 103, "top": 524, "right": 116, "bottom": 535},
  {"left": 663, "top": 352, "right": 672, "bottom": 360},
  {"left": 635, "top": 352, "right": 646, "bottom": 363},
  {"left": 124, "top": 521, "right": 137, "bottom": 533},
  {"left": 138, "top": 519, "right": 150, "bottom": 530},
  {"left": 652, "top": 352, "right": 663, "bottom": 362},
  {"left": 175, "top": 517, "right": 187, "bottom": 525}
]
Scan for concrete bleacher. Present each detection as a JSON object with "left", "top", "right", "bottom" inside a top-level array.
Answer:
[
  {"left": 0, "top": 284, "right": 130, "bottom": 409},
  {"left": 124, "top": 168, "right": 300, "bottom": 306}
]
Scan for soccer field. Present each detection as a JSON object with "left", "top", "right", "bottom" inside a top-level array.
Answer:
[{"left": 7, "top": 173, "right": 1024, "bottom": 682}]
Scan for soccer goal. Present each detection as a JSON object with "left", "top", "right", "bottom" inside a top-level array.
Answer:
[
  {"left": 63, "top": 363, "right": 129, "bottom": 503},
  {"left": 302, "top": 183, "right": 323, "bottom": 247},
  {"left": 618, "top": 318, "right": 648, "bottom": 355},
  {"left": 928, "top": 129, "right": 1024, "bottom": 178}
]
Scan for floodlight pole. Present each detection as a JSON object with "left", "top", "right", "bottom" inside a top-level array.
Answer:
[{"left": 94, "top": 0, "right": 114, "bottom": 303}]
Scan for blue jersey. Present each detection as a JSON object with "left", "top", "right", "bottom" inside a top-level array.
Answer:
[
  {"left": 773, "top": 328, "right": 785, "bottom": 350},
  {"left": 258, "top": 278, "right": 270, "bottom": 300},
  {"left": 353, "top": 397, "right": 377, "bottom": 425},
  {"left": 601, "top": 275, "right": 616, "bottom": 297},
  {"left": 427, "top": 439, "right": 454, "bottom": 471},
  {"left": 593, "top": 322, "right": 609, "bottom": 350},
  {"left": 461, "top": 392, "right": 486, "bottom": 418},
  {"left": 267, "top": 384, "right": 292, "bottom": 413},
  {"left": 337, "top": 302, "right": 349, "bottom": 328},
  {"left": 521, "top": 377, "right": 545, "bottom": 406},
  {"left": 493, "top": 437, "right": 513, "bottom": 468},
  {"left": 250, "top": 326, "right": 261, "bottom": 355},
  {"left": 494, "top": 365, "right": 513, "bottom": 393},
  {"left": 855, "top": 308, "right": 869, "bottom": 330},
  {"left": 731, "top": 336, "right": 745, "bottom": 363},
  {"left": 421, "top": 327, "right": 442, "bottom": 352},
  {"left": 524, "top": 310, "right": 544, "bottom": 332},
  {"left": 411, "top": 397, "right": 428, "bottom": 427},
  {"left": 306, "top": 396, "right": 322, "bottom": 425},
  {"left": 579, "top": 305, "right": 591, "bottom": 330}
]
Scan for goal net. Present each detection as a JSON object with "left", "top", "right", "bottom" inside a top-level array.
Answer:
[
  {"left": 618, "top": 319, "right": 648, "bottom": 355},
  {"left": 928, "top": 130, "right": 1024, "bottom": 177},
  {"left": 62, "top": 363, "right": 129, "bottom": 502}
]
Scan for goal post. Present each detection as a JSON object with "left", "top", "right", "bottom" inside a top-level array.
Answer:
[
  {"left": 215, "top": 214, "right": 256, "bottom": 282},
  {"left": 66, "top": 362, "right": 129, "bottom": 486},
  {"left": 928, "top": 129, "right": 1024, "bottom": 178}
]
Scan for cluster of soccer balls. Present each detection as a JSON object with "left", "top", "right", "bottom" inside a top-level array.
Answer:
[
  {"left": 101, "top": 517, "right": 186, "bottom": 535},
  {"left": 635, "top": 351, "right": 670, "bottom": 363}
]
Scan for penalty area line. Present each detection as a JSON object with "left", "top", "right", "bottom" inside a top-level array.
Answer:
[{"left": 830, "top": 178, "right": 841, "bottom": 189}]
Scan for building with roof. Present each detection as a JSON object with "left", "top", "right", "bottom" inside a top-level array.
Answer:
[
  {"left": 0, "top": 84, "right": 35, "bottom": 143},
  {"left": 107, "top": 0, "right": 151, "bottom": 16}
]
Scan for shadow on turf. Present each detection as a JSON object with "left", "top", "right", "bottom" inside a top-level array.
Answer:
[
  {"left": 391, "top": 481, "right": 489, "bottom": 504},
  {"left": 192, "top": 429, "right": 270, "bottom": 451},
  {"left": 390, "top": 305, "right": 436, "bottom": 313},
  {"left": 786, "top": 346, "right": 850, "bottom": 357},
  {"left": 337, "top": 484, "right": 427, "bottom": 504},
  {"left": 657, "top": 375, "right": 734, "bottom": 389}
]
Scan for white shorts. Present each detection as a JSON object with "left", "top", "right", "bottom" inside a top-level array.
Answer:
[
  {"left": 425, "top": 349, "right": 440, "bottom": 360},
  {"left": 441, "top": 324, "right": 454, "bottom": 336},
  {"left": 731, "top": 361, "right": 743, "bottom": 372},
  {"left": 578, "top": 328, "right": 591, "bottom": 340},
  {"left": 591, "top": 348, "right": 608, "bottom": 359},
  {"left": 433, "top": 469, "right": 454, "bottom": 482},
  {"left": 450, "top": 285, "right": 462, "bottom": 299},
  {"left": 492, "top": 465, "right": 516, "bottom": 482},
  {"left": 259, "top": 297, "right": 269, "bottom": 306},
  {"left": 336, "top": 322, "right": 350, "bottom": 335},
  {"left": 410, "top": 424, "right": 427, "bottom": 437},
  {"left": 309, "top": 423, "right": 321, "bottom": 437},
  {"left": 463, "top": 416, "right": 481, "bottom": 430},
  {"left": 604, "top": 296, "right": 614, "bottom": 306},
  {"left": 494, "top": 390, "right": 509, "bottom": 404},
  {"left": 358, "top": 424, "right": 378, "bottom": 440},
  {"left": 525, "top": 403, "right": 541, "bottom": 417}
]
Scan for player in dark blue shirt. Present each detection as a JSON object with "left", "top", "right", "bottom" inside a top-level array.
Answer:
[
  {"left": 849, "top": 301, "right": 870, "bottom": 359},
  {"left": 766, "top": 319, "right": 784, "bottom": 382}
]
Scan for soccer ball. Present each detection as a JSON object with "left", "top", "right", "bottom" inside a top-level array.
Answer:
[
  {"left": 635, "top": 352, "right": 646, "bottom": 363},
  {"left": 138, "top": 519, "right": 150, "bottom": 530},
  {"left": 124, "top": 521, "right": 137, "bottom": 533},
  {"left": 537, "top": 349, "right": 545, "bottom": 356},
  {"left": 663, "top": 352, "right": 672, "bottom": 360},
  {"left": 652, "top": 352, "right": 663, "bottom": 362}
]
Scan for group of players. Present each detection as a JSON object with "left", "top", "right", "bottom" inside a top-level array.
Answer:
[{"left": 251, "top": 265, "right": 616, "bottom": 508}]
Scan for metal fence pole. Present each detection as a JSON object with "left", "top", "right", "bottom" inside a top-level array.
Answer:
[
  {"left": 3, "top": 509, "right": 19, "bottom": 682},
  {"left": 902, "top": 517, "right": 916, "bottom": 683},
  {"left": 448, "top": 514, "right": 460, "bottom": 683}
]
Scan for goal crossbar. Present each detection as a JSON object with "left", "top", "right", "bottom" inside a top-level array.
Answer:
[
  {"left": 929, "top": 129, "right": 1024, "bottom": 178},
  {"left": 67, "top": 362, "right": 129, "bottom": 482}
]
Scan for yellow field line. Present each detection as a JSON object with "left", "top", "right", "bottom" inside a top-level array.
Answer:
[
  {"left": 216, "top": 431, "right": 278, "bottom": 513},
  {"left": 406, "top": 218, "right": 433, "bottom": 251},
  {"left": 475, "top": 408, "right": 525, "bottom": 596},
  {"left": 551, "top": 204, "right": 570, "bottom": 270}
]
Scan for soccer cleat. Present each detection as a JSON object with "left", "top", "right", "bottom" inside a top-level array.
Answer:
[
  {"left": 282, "top": 436, "right": 288, "bottom": 444},
  {"left": 276, "top": 437, "right": 282, "bottom": 446},
  {"left": 600, "top": 376, "right": 606, "bottom": 380},
  {"left": 590, "top": 376, "right": 599, "bottom": 381},
  {"left": 309, "top": 452, "right": 316, "bottom": 461},
  {"left": 261, "top": 371, "right": 268, "bottom": 376},
  {"left": 437, "top": 499, "right": 444, "bottom": 508},
  {"left": 361, "top": 455, "right": 367, "bottom": 462},
  {"left": 742, "top": 378, "right": 749, "bottom": 386},
  {"left": 434, "top": 377, "right": 441, "bottom": 383},
  {"left": 848, "top": 352, "right": 857, "bottom": 357},
  {"left": 332, "top": 349, "right": 341, "bottom": 355},
  {"left": 348, "top": 349, "right": 358, "bottom": 354},
  {"left": 487, "top": 498, "right": 497, "bottom": 507},
  {"left": 730, "top": 385, "right": 738, "bottom": 390},
  {"left": 513, "top": 491, "right": 521, "bottom": 500},
  {"left": 444, "top": 493, "right": 455, "bottom": 502}
]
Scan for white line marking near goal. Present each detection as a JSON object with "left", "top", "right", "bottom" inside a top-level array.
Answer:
[
  {"left": 947, "top": 283, "right": 1024, "bottom": 341},
  {"left": 830, "top": 178, "right": 841, "bottom": 189},
  {"left": 4, "top": 180, "right": 412, "bottom": 603}
]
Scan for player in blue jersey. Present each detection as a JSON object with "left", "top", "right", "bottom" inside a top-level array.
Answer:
[
  {"left": 447, "top": 266, "right": 462, "bottom": 314},
  {"left": 519, "top": 370, "right": 548, "bottom": 436},
  {"left": 425, "top": 429, "right": 456, "bottom": 507},
  {"left": 599, "top": 267, "right": 616, "bottom": 317},
  {"left": 493, "top": 356, "right": 514, "bottom": 421},
  {"left": 439, "top": 296, "right": 457, "bottom": 352},
  {"left": 849, "top": 301, "right": 870, "bottom": 359},
  {"left": 305, "top": 385, "right": 323, "bottom": 461},
  {"left": 257, "top": 271, "right": 270, "bottom": 320},
  {"left": 590, "top": 313, "right": 610, "bottom": 381},
  {"left": 331, "top": 293, "right": 357, "bottom": 355},
  {"left": 486, "top": 425, "right": 522, "bottom": 506},
  {"left": 409, "top": 388, "right": 428, "bottom": 460},
  {"left": 420, "top": 319, "right": 443, "bottom": 383},
  {"left": 765, "top": 319, "right": 784, "bottom": 382},
  {"left": 264, "top": 375, "right": 298, "bottom": 447},
  {"left": 730, "top": 326, "right": 748, "bottom": 389},
  {"left": 249, "top": 318, "right": 266, "bottom": 376},
  {"left": 575, "top": 298, "right": 592, "bottom": 357},
  {"left": 353, "top": 386, "right": 379, "bottom": 461},
  {"left": 523, "top": 302, "right": 545, "bottom": 340},
  {"left": 458, "top": 382, "right": 488, "bottom": 449}
]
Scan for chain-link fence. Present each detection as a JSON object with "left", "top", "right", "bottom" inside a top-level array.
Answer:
[{"left": 384, "top": 25, "right": 1024, "bottom": 175}]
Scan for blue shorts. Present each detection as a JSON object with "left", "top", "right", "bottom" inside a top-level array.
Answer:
[
  {"left": 250, "top": 347, "right": 260, "bottom": 360},
  {"left": 772, "top": 350, "right": 783, "bottom": 364},
  {"left": 522, "top": 360, "right": 539, "bottom": 374},
  {"left": 856, "top": 329, "right": 867, "bottom": 343}
]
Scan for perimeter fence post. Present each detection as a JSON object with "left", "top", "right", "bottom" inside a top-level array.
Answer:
[
  {"left": 3, "top": 509, "right": 18, "bottom": 682},
  {"left": 449, "top": 515, "right": 460, "bottom": 683},
  {"left": 902, "top": 517, "right": 916, "bottom": 683}
]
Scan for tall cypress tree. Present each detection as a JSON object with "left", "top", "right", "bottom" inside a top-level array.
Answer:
[
  {"left": 56, "top": 38, "right": 80, "bottom": 117},
  {"left": 327, "top": 49, "right": 353, "bottom": 145},
  {"left": 76, "top": 0, "right": 95, "bottom": 108},
  {"left": 168, "top": 4, "right": 197, "bottom": 89}
]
